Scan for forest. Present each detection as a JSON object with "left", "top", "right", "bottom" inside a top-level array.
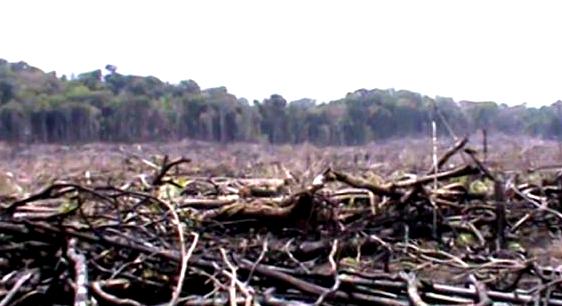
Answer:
[{"left": 1, "top": 59, "right": 561, "bottom": 145}]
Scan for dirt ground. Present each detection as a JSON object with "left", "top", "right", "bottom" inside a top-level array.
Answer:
[{"left": 1, "top": 135, "right": 560, "bottom": 188}]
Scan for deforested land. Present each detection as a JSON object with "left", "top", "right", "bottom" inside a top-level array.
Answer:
[
  {"left": 1, "top": 135, "right": 562, "bottom": 305},
  {"left": 2, "top": 59, "right": 562, "bottom": 305}
]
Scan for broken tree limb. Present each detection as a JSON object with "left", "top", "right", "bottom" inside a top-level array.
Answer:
[
  {"left": 427, "top": 136, "right": 469, "bottom": 174},
  {"left": 392, "top": 164, "right": 480, "bottom": 188},
  {"left": 325, "top": 169, "right": 401, "bottom": 198},
  {"left": 0, "top": 272, "right": 33, "bottom": 306},
  {"left": 66, "top": 238, "right": 89, "bottom": 306},
  {"left": 152, "top": 157, "right": 191, "bottom": 186},
  {"left": 494, "top": 180, "right": 507, "bottom": 251},
  {"left": 400, "top": 272, "right": 429, "bottom": 306}
]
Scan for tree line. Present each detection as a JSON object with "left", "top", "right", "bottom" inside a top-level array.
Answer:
[{"left": 0, "top": 59, "right": 561, "bottom": 145}]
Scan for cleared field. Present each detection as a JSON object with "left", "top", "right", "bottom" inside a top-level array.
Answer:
[{"left": 1, "top": 136, "right": 562, "bottom": 305}]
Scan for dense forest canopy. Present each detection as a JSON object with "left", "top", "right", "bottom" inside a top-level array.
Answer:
[{"left": 0, "top": 59, "right": 561, "bottom": 145}]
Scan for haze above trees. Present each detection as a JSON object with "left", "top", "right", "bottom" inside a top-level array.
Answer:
[{"left": 0, "top": 59, "right": 561, "bottom": 145}]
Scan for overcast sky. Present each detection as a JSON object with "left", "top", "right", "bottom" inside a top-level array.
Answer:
[{"left": 2, "top": 0, "right": 561, "bottom": 106}]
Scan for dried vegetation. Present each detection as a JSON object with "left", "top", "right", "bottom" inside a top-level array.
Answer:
[{"left": 1, "top": 136, "right": 562, "bottom": 305}]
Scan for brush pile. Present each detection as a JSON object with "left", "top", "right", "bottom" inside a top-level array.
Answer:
[{"left": 1, "top": 138, "right": 562, "bottom": 305}]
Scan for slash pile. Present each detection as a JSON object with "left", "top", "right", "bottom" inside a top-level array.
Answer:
[{"left": 1, "top": 138, "right": 562, "bottom": 305}]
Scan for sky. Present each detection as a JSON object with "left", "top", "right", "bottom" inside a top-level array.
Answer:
[{"left": 2, "top": 0, "right": 562, "bottom": 106}]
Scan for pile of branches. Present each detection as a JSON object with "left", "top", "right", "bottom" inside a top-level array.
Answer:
[{"left": 2, "top": 138, "right": 562, "bottom": 305}]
